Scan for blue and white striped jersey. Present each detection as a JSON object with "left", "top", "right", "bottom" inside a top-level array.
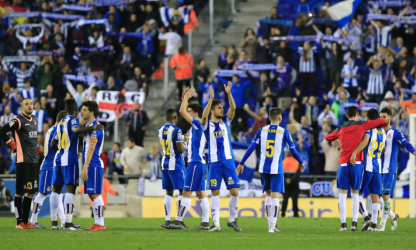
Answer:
[
  {"left": 252, "top": 124, "right": 296, "bottom": 174},
  {"left": 82, "top": 119, "right": 104, "bottom": 168},
  {"left": 158, "top": 123, "right": 185, "bottom": 170},
  {"left": 375, "top": 25, "right": 392, "bottom": 48},
  {"left": 54, "top": 115, "right": 80, "bottom": 167},
  {"left": 20, "top": 87, "right": 38, "bottom": 102},
  {"left": 366, "top": 68, "right": 384, "bottom": 95},
  {"left": 186, "top": 118, "right": 206, "bottom": 164},
  {"left": 382, "top": 127, "right": 416, "bottom": 174},
  {"left": 297, "top": 46, "right": 317, "bottom": 73},
  {"left": 203, "top": 117, "right": 234, "bottom": 163},
  {"left": 363, "top": 128, "right": 386, "bottom": 173},
  {"left": 342, "top": 62, "right": 359, "bottom": 88},
  {"left": 41, "top": 125, "right": 57, "bottom": 171}
]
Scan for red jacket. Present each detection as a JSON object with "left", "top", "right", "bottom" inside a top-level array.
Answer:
[
  {"left": 325, "top": 119, "right": 386, "bottom": 165},
  {"left": 170, "top": 51, "right": 193, "bottom": 80}
]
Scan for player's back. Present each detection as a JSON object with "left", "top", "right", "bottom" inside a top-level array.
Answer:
[
  {"left": 363, "top": 128, "right": 386, "bottom": 173},
  {"left": 83, "top": 119, "right": 104, "bottom": 168},
  {"left": 187, "top": 118, "right": 206, "bottom": 164},
  {"left": 41, "top": 125, "right": 57, "bottom": 171},
  {"left": 158, "top": 123, "right": 184, "bottom": 170},
  {"left": 256, "top": 124, "right": 293, "bottom": 174},
  {"left": 54, "top": 115, "right": 80, "bottom": 167}
]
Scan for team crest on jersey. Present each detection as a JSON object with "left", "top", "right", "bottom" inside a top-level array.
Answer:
[
  {"left": 9, "top": 120, "right": 15, "bottom": 127},
  {"left": 71, "top": 119, "right": 77, "bottom": 125},
  {"left": 387, "top": 134, "right": 392, "bottom": 138},
  {"left": 23, "top": 185, "right": 27, "bottom": 190},
  {"left": 228, "top": 177, "right": 234, "bottom": 185},
  {"left": 34, "top": 180, "right": 38, "bottom": 188},
  {"left": 219, "top": 120, "right": 224, "bottom": 124}
]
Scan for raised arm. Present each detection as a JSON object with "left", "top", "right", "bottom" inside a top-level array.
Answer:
[
  {"left": 243, "top": 105, "right": 261, "bottom": 120},
  {"left": 350, "top": 134, "right": 370, "bottom": 166},
  {"left": 201, "top": 86, "right": 214, "bottom": 126},
  {"left": 179, "top": 87, "right": 194, "bottom": 124},
  {"left": 225, "top": 81, "right": 236, "bottom": 120}
]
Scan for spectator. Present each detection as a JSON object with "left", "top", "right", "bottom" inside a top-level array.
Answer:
[
  {"left": 273, "top": 41, "right": 293, "bottom": 65},
  {"left": 218, "top": 46, "right": 228, "bottom": 69},
  {"left": 341, "top": 57, "right": 359, "bottom": 97},
  {"left": 298, "top": 42, "right": 318, "bottom": 96},
  {"left": 120, "top": 138, "right": 147, "bottom": 175},
  {"left": 158, "top": 27, "right": 182, "bottom": 56},
  {"left": 126, "top": 101, "right": 149, "bottom": 147},
  {"left": 124, "top": 67, "right": 149, "bottom": 94},
  {"left": 321, "top": 139, "right": 340, "bottom": 176},
  {"left": 234, "top": 50, "right": 253, "bottom": 69},
  {"left": 37, "top": 56, "right": 58, "bottom": 93},
  {"left": 197, "top": 75, "right": 223, "bottom": 108},
  {"left": 240, "top": 28, "right": 258, "bottom": 63},
  {"left": 269, "top": 55, "right": 296, "bottom": 97},
  {"left": 0, "top": 106, "right": 16, "bottom": 127},
  {"left": 256, "top": 37, "right": 273, "bottom": 64},
  {"left": 108, "top": 143, "right": 125, "bottom": 184},
  {"left": 146, "top": 144, "right": 162, "bottom": 182},
  {"left": 3, "top": 61, "right": 39, "bottom": 91},
  {"left": 102, "top": 76, "right": 119, "bottom": 91},
  {"left": 317, "top": 104, "right": 338, "bottom": 127},
  {"left": 170, "top": 47, "right": 194, "bottom": 100},
  {"left": 394, "top": 48, "right": 411, "bottom": 87},
  {"left": 168, "top": 16, "right": 184, "bottom": 37},
  {"left": 0, "top": 177, "right": 13, "bottom": 211},
  {"left": 380, "top": 91, "right": 399, "bottom": 111},
  {"left": 400, "top": 90, "right": 416, "bottom": 114},
  {"left": 321, "top": 41, "right": 344, "bottom": 87},
  {"left": 365, "top": 57, "right": 385, "bottom": 103},
  {"left": 281, "top": 151, "right": 301, "bottom": 218},
  {"left": 20, "top": 78, "right": 38, "bottom": 102},
  {"left": 193, "top": 58, "right": 210, "bottom": 104},
  {"left": 289, "top": 104, "right": 313, "bottom": 147},
  {"left": 116, "top": 46, "right": 137, "bottom": 82},
  {"left": 33, "top": 101, "right": 52, "bottom": 134},
  {"left": 88, "top": 30, "right": 104, "bottom": 47},
  {"left": 295, "top": 13, "right": 314, "bottom": 36},
  {"left": 228, "top": 44, "right": 239, "bottom": 60}
]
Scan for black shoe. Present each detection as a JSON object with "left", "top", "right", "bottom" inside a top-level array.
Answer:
[
  {"left": 63, "top": 223, "right": 81, "bottom": 231},
  {"left": 160, "top": 220, "right": 172, "bottom": 229},
  {"left": 51, "top": 221, "right": 60, "bottom": 230},
  {"left": 281, "top": 214, "right": 285, "bottom": 218},
  {"left": 194, "top": 222, "right": 210, "bottom": 230},
  {"left": 227, "top": 219, "right": 242, "bottom": 231},
  {"left": 351, "top": 221, "right": 358, "bottom": 231},
  {"left": 170, "top": 220, "right": 191, "bottom": 230},
  {"left": 339, "top": 223, "right": 347, "bottom": 231}
]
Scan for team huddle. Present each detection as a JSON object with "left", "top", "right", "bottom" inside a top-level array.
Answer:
[{"left": 0, "top": 98, "right": 106, "bottom": 231}]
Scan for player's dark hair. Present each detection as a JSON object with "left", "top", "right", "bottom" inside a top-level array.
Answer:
[
  {"left": 269, "top": 107, "right": 282, "bottom": 121},
  {"left": 65, "top": 98, "right": 77, "bottom": 115},
  {"left": 346, "top": 106, "right": 359, "bottom": 119},
  {"left": 165, "top": 109, "right": 177, "bottom": 121},
  {"left": 211, "top": 100, "right": 222, "bottom": 111},
  {"left": 367, "top": 108, "right": 379, "bottom": 120},
  {"left": 56, "top": 110, "right": 67, "bottom": 122},
  {"left": 380, "top": 107, "right": 392, "bottom": 117},
  {"left": 82, "top": 101, "right": 99, "bottom": 118},
  {"left": 188, "top": 103, "right": 203, "bottom": 117}
]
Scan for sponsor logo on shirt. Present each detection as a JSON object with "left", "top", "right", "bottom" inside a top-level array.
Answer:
[
  {"left": 212, "top": 130, "right": 226, "bottom": 138},
  {"left": 9, "top": 120, "right": 15, "bottom": 127},
  {"left": 29, "top": 131, "right": 38, "bottom": 138}
]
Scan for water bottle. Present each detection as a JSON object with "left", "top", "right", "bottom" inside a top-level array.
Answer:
[{"left": 137, "top": 175, "right": 145, "bottom": 196}]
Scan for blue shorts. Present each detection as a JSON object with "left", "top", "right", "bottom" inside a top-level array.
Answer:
[
  {"left": 360, "top": 171, "right": 381, "bottom": 195},
  {"left": 39, "top": 170, "right": 53, "bottom": 194},
  {"left": 337, "top": 163, "right": 363, "bottom": 190},
  {"left": 184, "top": 162, "right": 206, "bottom": 191},
  {"left": 207, "top": 159, "right": 241, "bottom": 190},
  {"left": 84, "top": 167, "right": 104, "bottom": 194},
  {"left": 260, "top": 173, "right": 284, "bottom": 193},
  {"left": 162, "top": 169, "right": 185, "bottom": 190},
  {"left": 381, "top": 173, "right": 396, "bottom": 195},
  {"left": 52, "top": 164, "right": 79, "bottom": 186}
]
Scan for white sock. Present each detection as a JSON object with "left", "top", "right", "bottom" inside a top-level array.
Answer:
[
  {"left": 175, "top": 197, "right": 191, "bottom": 222},
  {"left": 211, "top": 196, "right": 220, "bottom": 227},
  {"left": 93, "top": 196, "right": 105, "bottom": 226},
  {"left": 64, "top": 193, "right": 75, "bottom": 224},
  {"left": 372, "top": 203, "right": 380, "bottom": 225},
  {"left": 265, "top": 196, "right": 271, "bottom": 226},
  {"left": 380, "top": 198, "right": 391, "bottom": 225},
  {"left": 389, "top": 210, "right": 396, "bottom": 220},
  {"left": 50, "top": 192, "right": 60, "bottom": 222},
  {"left": 228, "top": 196, "right": 238, "bottom": 223},
  {"left": 358, "top": 196, "right": 368, "bottom": 218},
  {"left": 30, "top": 193, "right": 47, "bottom": 224},
  {"left": 351, "top": 193, "right": 359, "bottom": 222},
  {"left": 338, "top": 193, "right": 347, "bottom": 224},
  {"left": 58, "top": 194, "right": 65, "bottom": 225},
  {"left": 270, "top": 198, "right": 279, "bottom": 228},
  {"left": 200, "top": 198, "right": 209, "bottom": 223},
  {"left": 164, "top": 195, "right": 172, "bottom": 221},
  {"left": 379, "top": 196, "right": 384, "bottom": 210},
  {"left": 177, "top": 195, "right": 183, "bottom": 215}
]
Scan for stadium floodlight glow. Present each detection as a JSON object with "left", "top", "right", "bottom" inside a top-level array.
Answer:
[{"left": 410, "top": 114, "right": 416, "bottom": 218}]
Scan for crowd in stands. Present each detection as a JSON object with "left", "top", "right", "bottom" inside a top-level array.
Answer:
[{"left": 0, "top": 0, "right": 202, "bottom": 180}]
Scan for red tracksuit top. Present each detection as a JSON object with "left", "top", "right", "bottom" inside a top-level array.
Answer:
[{"left": 325, "top": 119, "right": 386, "bottom": 165}]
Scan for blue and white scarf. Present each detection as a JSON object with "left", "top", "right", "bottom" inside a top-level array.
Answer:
[
  {"left": 40, "top": 12, "right": 83, "bottom": 21},
  {"left": 76, "top": 19, "right": 110, "bottom": 32},
  {"left": 64, "top": 74, "right": 97, "bottom": 82},
  {"left": 259, "top": 18, "right": 292, "bottom": 27},
  {"left": 54, "top": 4, "right": 91, "bottom": 12},
  {"left": 159, "top": 5, "right": 193, "bottom": 27},
  {"left": 240, "top": 64, "right": 278, "bottom": 71},
  {"left": 78, "top": 45, "right": 111, "bottom": 51}
]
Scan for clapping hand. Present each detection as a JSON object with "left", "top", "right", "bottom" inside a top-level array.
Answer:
[{"left": 224, "top": 81, "right": 232, "bottom": 94}]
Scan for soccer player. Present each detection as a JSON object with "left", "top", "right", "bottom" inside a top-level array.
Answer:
[
  {"left": 325, "top": 106, "right": 386, "bottom": 231},
  {"left": 80, "top": 101, "right": 106, "bottom": 231},
  {"left": 378, "top": 107, "right": 416, "bottom": 231},
  {"left": 349, "top": 108, "right": 386, "bottom": 231},
  {"left": 0, "top": 98, "right": 39, "bottom": 229},
  {"left": 237, "top": 107, "right": 305, "bottom": 233},
  {"left": 159, "top": 109, "right": 187, "bottom": 229},
  {"left": 172, "top": 87, "right": 210, "bottom": 230},
  {"left": 29, "top": 111, "right": 68, "bottom": 228},
  {"left": 201, "top": 81, "right": 241, "bottom": 232},
  {"left": 50, "top": 99, "right": 103, "bottom": 230}
]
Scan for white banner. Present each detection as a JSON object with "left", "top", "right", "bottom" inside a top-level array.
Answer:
[{"left": 96, "top": 90, "right": 145, "bottom": 122}]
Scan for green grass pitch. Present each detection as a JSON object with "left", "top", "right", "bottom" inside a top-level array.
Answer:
[{"left": 0, "top": 218, "right": 415, "bottom": 250}]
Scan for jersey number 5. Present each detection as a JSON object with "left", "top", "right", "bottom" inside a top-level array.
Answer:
[
  {"left": 161, "top": 139, "right": 173, "bottom": 156},
  {"left": 57, "top": 131, "right": 69, "bottom": 150},
  {"left": 266, "top": 140, "right": 275, "bottom": 158},
  {"left": 368, "top": 141, "right": 385, "bottom": 159}
]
